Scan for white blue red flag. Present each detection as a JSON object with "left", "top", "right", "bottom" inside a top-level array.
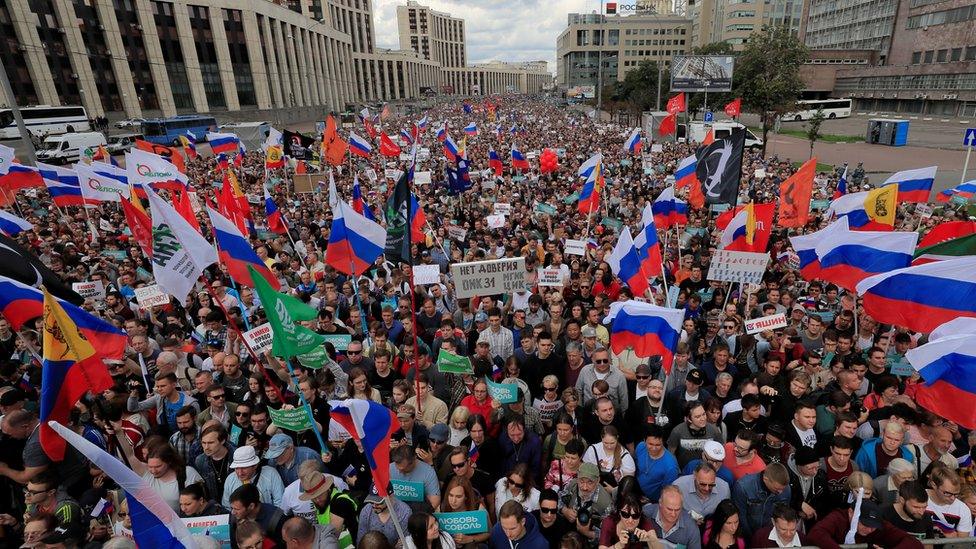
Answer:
[
  {"left": 604, "top": 300, "right": 684, "bottom": 373},
  {"left": 328, "top": 399, "right": 399, "bottom": 497}
]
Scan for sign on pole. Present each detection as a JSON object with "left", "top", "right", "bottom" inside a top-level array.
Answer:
[
  {"left": 268, "top": 407, "right": 314, "bottom": 432},
  {"left": 242, "top": 323, "right": 274, "bottom": 355},
  {"left": 450, "top": 257, "right": 527, "bottom": 299},
  {"left": 133, "top": 284, "right": 170, "bottom": 309},
  {"left": 744, "top": 313, "right": 788, "bottom": 335},
  {"left": 707, "top": 250, "right": 769, "bottom": 285},
  {"left": 915, "top": 203, "right": 933, "bottom": 218}
]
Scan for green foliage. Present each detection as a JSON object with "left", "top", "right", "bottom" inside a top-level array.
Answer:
[
  {"left": 733, "top": 25, "right": 809, "bottom": 156},
  {"left": 600, "top": 60, "right": 671, "bottom": 113},
  {"left": 806, "top": 108, "right": 825, "bottom": 158}
]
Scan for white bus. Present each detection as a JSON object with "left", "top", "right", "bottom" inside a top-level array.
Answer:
[
  {"left": 785, "top": 98, "right": 853, "bottom": 121},
  {"left": 0, "top": 105, "right": 90, "bottom": 139}
]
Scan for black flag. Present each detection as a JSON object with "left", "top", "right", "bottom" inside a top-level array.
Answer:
[
  {"left": 384, "top": 170, "right": 412, "bottom": 265},
  {"left": 696, "top": 127, "right": 745, "bottom": 206},
  {"left": 0, "top": 234, "right": 83, "bottom": 304},
  {"left": 282, "top": 130, "right": 315, "bottom": 161}
]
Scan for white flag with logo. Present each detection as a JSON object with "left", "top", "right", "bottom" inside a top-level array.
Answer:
[
  {"left": 0, "top": 144, "right": 14, "bottom": 176},
  {"left": 125, "top": 149, "right": 188, "bottom": 189},
  {"left": 74, "top": 163, "right": 129, "bottom": 204},
  {"left": 146, "top": 187, "right": 216, "bottom": 304}
]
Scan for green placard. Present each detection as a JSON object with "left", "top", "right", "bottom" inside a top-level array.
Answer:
[
  {"left": 256, "top": 229, "right": 274, "bottom": 241},
  {"left": 534, "top": 203, "right": 558, "bottom": 215},
  {"left": 600, "top": 217, "right": 623, "bottom": 231},
  {"left": 485, "top": 378, "right": 518, "bottom": 404},
  {"left": 810, "top": 199, "right": 831, "bottom": 211},
  {"left": 101, "top": 250, "right": 128, "bottom": 260},
  {"left": 562, "top": 193, "right": 580, "bottom": 204},
  {"left": 391, "top": 479, "right": 425, "bottom": 502},
  {"left": 268, "top": 407, "right": 314, "bottom": 432},
  {"left": 951, "top": 195, "right": 969, "bottom": 206},
  {"left": 298, "top": 346, "right": 330, "bottom": 369},
  {"left": 136, "top": 267, "right": 152, "bottom": 280},
  {"left": 434, "top": 510, "right": 490, "bottom": 534},
  {"left": 437, "top": 349, "right": 473, "bottom": 374},
  {"left": 620, "top": 159, "right": 632, "bottom": 166},
  {"left": 323, "top": 334, "right": 352, "bottom": 351},
  {"left": 513, "top": 175, "right": 526, "bottom": 182}
]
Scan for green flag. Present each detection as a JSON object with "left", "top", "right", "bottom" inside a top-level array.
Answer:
[
  {"left": 913, "top": 233, "right": 976, "bottom": 264},
  {"left": 436, "top": 348, "right": 473, "bottom": 374},
  {"left": 248, "top": 266, "right": 326, "bottom": 358}
]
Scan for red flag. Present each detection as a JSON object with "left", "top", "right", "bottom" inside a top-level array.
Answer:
[
  {"left": 716, "top": 206, "right": 745, "bottom": 230},
  {"left": 363, "top": 117, "right": 377, "bottom": 139},
  {"left": 173, "top": 187, "right": 202, "bottom": 234},
  {"left": 666, "top": 93, "right": 686, "bottom": 114},
  {"left": 702, "top": 129, "right": 714, "bottom": 146},
  {"left": 120, "top": 197, "right": 153, "bottom": 259},
  {"left": 295, "top": 161, "right": 307, "bottom": 175},
  {"left": 218, "top": 177, "right": 247, "bottom": 235},
  {"left": 379, "top": 132, "right": 402, "bottom": 157},
  {"left": 323, "top": 115, "right": 347, "bottom": 166},
  {"left": 725, "top": 98, "right": 742, "bottom": 118},
  {"left": 778, "top": 158, "right": 815, "bottom": 228},
  {"left": 658, "top": 113, "right": 677, "bottom": 137},
  {"left": 919, "top": 221, "right": 976, "bottom": 248}
]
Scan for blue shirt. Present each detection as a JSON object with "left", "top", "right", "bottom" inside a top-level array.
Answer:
[
  {"left": 635, "top": 442, "right": 679, "bottom": 502},
  {"left": 275, "top": 445, "right": 321, "bottom": 486}
]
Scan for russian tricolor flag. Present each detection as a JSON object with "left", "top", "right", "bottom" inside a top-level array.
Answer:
[
  {"left": 443, "top": 135, "right": 459, "bottom": 162},
  {"left": 577, "top": 165, "right": 602, "bottom": 215},
  {"left": 0, "top": 210, "right": 32, "bottom": 236},
  {"left": 399, "top": 128, "right": 415, "bottom": 145},
  {"left": 882, "top": 166, "right": 936, "bottom": 203},
  {"left": 937, "top": 180, "right": 976, "bottom": 202},
  {"left": 326, "top": 196, "right": 386, "bottom": 276},
  {"left": 856, "top": 256, "right": 976, "bottom": 334},
  {"left": 633, "top": 203, "right": 663, "bottom": 278},
  {"left": 578, "top": 153, "right": 602, "bottom": 179},
  {"left": 349, "top": 131, "right": 372, "bottom": 158},
  {"left": 907, "top": 331, "right": 976, "bottom": 429},
  {"left": 0, "top": 164, "right": 43, "bottom": 191},
  {"left": 206, "top": 131, "right": 240, "bottom": 155},
  {"left": 833, "top": 165, "right": 848, "bottom": 200},
  {"left": 604, "top": 300, "right": 684, "bottom": 373},
  {"left": 417, "top": 116, "right": 428, "bottom": 132},
  {"left": 488, "top": 148, "right": 503, "bottom": 176},
  {"left": 827, "top": 186, "right": 897, "bottom": 231},
  {"left": 207, "top": 206, "right": 281, "bottom": 290},
  {"left": 328, "top": 399, "right": 399, "bottom": 497},
  {"left": 608, "top": 228, "right": 650, "bottom": 297},
  {"left": 37, "top": 162, "right": 85, "bottom": 207},
  {"left": 652, "top": 186, "right": 688, "bottom": 228},
  {"left": 436, "top": 122, "right": 447, "bottom": 142},
  {"left": 511, "top": 145, "right": 529, "bottom": 171},
  {"left": 624, "top": 127, "right": 642, "bottom": 155},
  {"left": 464, "top": 123, "right": 478, "bottom": 136},
  {"left": 720, "top": 204, "right": 756, "bottom": 250},
  {"left": 675, "top": 155, "right": 698, "bottom": 189},
  {"left": 264, "top": 188, "right": 288, "bottom": 234},
  {"left": 789, "top": 217, "right": 848, "bottom": 281},
  {"left": 352, "top": 177, "right": 375, "bottom": 221},
  {"left": 814, "top": 218, "right": 917, "bottom": 291}
]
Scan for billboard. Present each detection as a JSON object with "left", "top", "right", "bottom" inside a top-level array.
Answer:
[
  {"left": 671, "top": 55, "right": 735, "bottom": 92},
  {"left": 567, "top": 85, "right": 596, "bottom": 99}
]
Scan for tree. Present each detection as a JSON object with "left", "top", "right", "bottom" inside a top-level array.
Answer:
[
  {"left": 806, "top": 108, "right": 825, "bottom": 159},
  {"left": 618, "top": 60, "right": 670, "bottom": 113},
  {"left": 733, "top": 25, "right": 809, "bottom": 157},
  {"left": 688, "top": 43, "right": 736, "bottom": 118}
]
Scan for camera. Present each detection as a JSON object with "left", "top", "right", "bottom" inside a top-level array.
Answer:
[
  {"left": 626, "top": 531, "right": 640, "bottom": 544},
  {"left": 576, "top": 501, "right": 594, "bottom": 526}
]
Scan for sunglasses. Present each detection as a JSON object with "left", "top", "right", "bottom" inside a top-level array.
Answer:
[
  {"left": 235, "top": 411, "right": 249, "bottom": 416},
  {"left": 507, "top": 478, "right": 524, "bottom": 489},
  {"left": 619, "top": 510, "right": 641, "bottom": 519},
  {"left": 544, "top": 387, "right": 557, "bottom": 392},
  {"left": 211, "top": 394, "right": 226, "bottom": 399},
  {"left": 347, "top": 350, "right": 362, "bottom": 355},
  {"left": 636, "top": 375, "right": 650, "bottom": 380},
  {"left": 451, "top": 461, "right": 467, "bottom": 469},
  {"left": 594, "top": 359, "right": 610, "bottom": 364},
  {"left": 539, "top": 507, "right": 558, "bottom": 515}
]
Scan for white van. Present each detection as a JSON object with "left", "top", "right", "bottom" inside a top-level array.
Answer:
[
  {"left": 35, "top": 132, "right": 107, "bottom": 165},
  {"left": 684, "top": 122, "right": 764, "bottom": 150}
]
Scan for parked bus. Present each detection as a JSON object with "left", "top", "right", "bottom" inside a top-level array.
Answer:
[
  {"left": 784, "top": 99, "right": 853, "bottom": 121},
  {"left": 141, "top": 115, "right": 218, "bottom": 145},
  {"left": 0, "top": 105, "right": 90, "bottom": 139}
]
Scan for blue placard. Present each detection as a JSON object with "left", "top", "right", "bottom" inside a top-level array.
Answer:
[
  {"left": 101, "top": 250, "right": 128, "bottom": 260},
  {"left": 391, "top": 479, "right": 425, "bottom": 502},
  {"left": 810, "top": 310, "right": 835, "bottom": 323},
  {"left": 889, "top": 358, "right": 914, "bottom": 377},
  {"left": 486, "top": 378, "right": 518, "bottom": 404},
  {"left": 434, "top": 510, "right": 490, "bottom": 534},
  {"left": 324, "top": 334, "right": 352, "bottom": 351}
]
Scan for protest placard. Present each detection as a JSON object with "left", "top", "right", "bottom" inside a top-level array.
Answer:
[
  {"left": 486, "top": 214, "right": 506, "bottom": 228},
  {"left": 446, "top": 225, "right": 467, "bottom": 241},
  {"left": 365, "top": 168, "right": 377, "bottom": 181},
  {"left": 915, "top": 203, "right": 934, "bottom": 218},
  {"left": 744, "top": 313, "right": 788, "bottom": 335},
  {"left": 707, "top": 250, "right": 769, "bottom": 285},
  {"left": 133, "top": 284, "right": 169, "bottom": 309},
  {"left": 72, "top": 280, "right": 105, "bottom": 301},
  {"left": 413, "top": 264, "right": 441, "bottom": 285},
  {"left": 298, "top": 346, "right": 330, "bottom": 369},
  {"left": 651, "top": 144, "right": 663, "bottom": 153},
  {"left": 434, "top": 510, "right": 490, "bottom": 534},
  {"left": 564, "top": 239, "right": 586, "bottom": 256},
  {"left": 493, "top": 203, "right": 512, "bottom": 215},
  {"left": 391, "top": 479, "right": 425, "bottom": 502},
  {"left": 450, "top": 258, "right": 527, "bottom": 299},
  {"left": 242, "top": 323, "right": 274, "bottom": 355},
  {"left": 437, "top": 349, "right": 474, "bottom": 374},
  {"left": 181, "top": 515, "right": 231, "bottom": 549},
  {"left": 268, "top": 407, "right": 313, "bottom": 432},
  {"left": 322, "top": 334, "right": 352, "bottom": 351},
  {"left": 537, "top": 268, "right": 563, "bottom": 287},
  {"left": 486, "top": 378, "right": 518, "bottom": 404},
  {"left": 534, "top": 203, "right": 557, "bottom": 215},
  {"left": 889, "top": 358, "right": 914, "bottom": 377},
  {"left": 101, "top": 250, "right": 128, "bottom": 260},
  {"left": 415, "top": 171, "right": 432, "bottom": 185},
  {"left": 600, "top": 217, "right": 623, "bottom": 232}
]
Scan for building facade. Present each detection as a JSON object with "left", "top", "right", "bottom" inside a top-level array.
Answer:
[
  {"left": 800, "top": 0, "right": 899, "bottom": 61},
  {"left": 831, "top": 0, "right": 976, "bottom": 116},
  {"left": 397, "top": 0, "right": 466, "bottom": 68},
  {"left": 0, "top": 0, "right": 548, "bottom": 123},
  {"left": 556, "top": 12, "right": 693, "bottom": 90},
  {"left": 714, "top": 0, "right": 805, "bottom": 50}
]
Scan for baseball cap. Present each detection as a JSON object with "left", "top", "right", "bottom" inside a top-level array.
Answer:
[
  {"left": 859, "top": 500, "right": 884, "bottom": 529},
  {"left": 475, "top": 311, "right": 488, "bottom": 322},
  {"left": 578, "top": 462, "right": 600, "bottom": 481},
  {"left": 686, "top": 369, "right": 705, "bottom": 385},
  {"left": 264, "top": 433, "right": 295, "bottom": 460},
  {"left": 397, "top": 404, "right": 416, "bottom": 419},
  {"left": 703, "top": 440, "right": 726, "bottom": 461},
  {"left": 429, "top": 423, "right": 449, "bottom": 443},
  {"left": 364, "top": 494, "right": 384, "bottom": 505},
  {"left": 581, "top": 326, "right": 597, "bottom": 338}
]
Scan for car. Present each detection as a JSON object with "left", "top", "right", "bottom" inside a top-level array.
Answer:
[
  {"left": 106, "top": 133, "right": 143, "bottom": 154},
  {"left": 35, "top": 132, "right": 107, "bottom": 165},
  {"left": 114, "top": 118, "right": 145, "bottom": 129}
]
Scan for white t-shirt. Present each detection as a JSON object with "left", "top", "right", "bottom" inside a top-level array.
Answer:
[
  {"left": 927, "top": 496, "right": 973, "bottom": 535},
  {"left": 144, "top": 467, "right": 203, "bottom": 511},
  {"left": 279, "top": 475, "right": 350, "bottom": 522},
  {"left": 793, "top": 422, "right": 817, "bottom": 448}
]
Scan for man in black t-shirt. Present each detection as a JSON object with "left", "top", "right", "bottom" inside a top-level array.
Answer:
[
  {"left": 882, "top": 481, "right": 934, "bottom": 541},
  {"left": 534, "top": 488, "right": 573, "bottom": 546},
  {"left": 444, "top": 446, "right": 497, "bottom": 521}
]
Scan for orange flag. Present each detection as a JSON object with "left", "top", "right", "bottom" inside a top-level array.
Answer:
[
  {"left": 323, "top": 115, "right": 347, "bottom": 166},
  {"left": 778, "top": 157, "right": 816, "bottom": 228},
  {"left": 702, "top": 129, "right": 714, "bottom": 146}
]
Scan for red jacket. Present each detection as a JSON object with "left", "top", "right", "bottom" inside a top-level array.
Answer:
[{"left": 805, "top": 509, "right": 923, "bottom": 549}]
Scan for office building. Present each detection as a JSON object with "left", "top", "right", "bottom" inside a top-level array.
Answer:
[
  {"left": 397, "top": 1, "right": 466, "bottom": 68},
  {"left": 800, "top": 0, "right": 899, "bottom": 61},
  {"left": 556, "top": 12, "right": 693, "bottom": 90}
]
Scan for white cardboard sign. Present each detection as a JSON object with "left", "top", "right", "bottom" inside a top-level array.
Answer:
[
  {"left": 242, "top": 323, "right": 274, "bottom": 354},
  {"left": 707, "top": 250, "right": 770, "bottom": 285},
  {"left": 72, "top": 280, "right": 105, "bottom": 301},
  {"left": 744, "top": 313, "right": 788, "bottom": 335},
  {"left": 134, "top": 284, "right": 169, "bottom": 309},
  {"left": 493, "top": 203, "right": 512, "bottom": 215},
  {"left": 537, "top": 268, "right": 563, "bottom": 287},
  {"left": 564, "top": 239, "right": 587, "bottom": 256},
  {"left": 414, "top": 171, "right": 432, "bottom": 185},
  {"left": 450, "top": 257, "right": 527, "bottom": 299},
  {"left": 413, "top": 264, "right": 441, "bottom": 285},
  {"left": 486, "top": 214, "right": 506, "bottom": 228}
]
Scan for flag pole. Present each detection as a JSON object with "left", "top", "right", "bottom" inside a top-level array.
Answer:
[
  {"left": 405, "top": 150, "right": 424, "bottom": 416},
  {"left": 384, "top": 495, "right": 409, "bottom": 546},
  {"left": 337, "top": 198, "right": 373, "bottom": 346},
  {"left": 282, "top": 356, "right": 330, "bottom": 456}
]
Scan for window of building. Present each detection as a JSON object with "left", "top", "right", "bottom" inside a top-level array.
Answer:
[
  {"left": 924, "top": 50, "right": 935, "bottom": 63},
  {"left": 966, "top": 46, "right": 976, "bottom": 61},
  {"left": 912, "top": 51, "right": 922, "bottom": 64},
  {"left": 952, "top": 47, "right": 962, "bottom": 61},
  {"left": 937, "top": 49, "right": 948, "bottom": 62}
]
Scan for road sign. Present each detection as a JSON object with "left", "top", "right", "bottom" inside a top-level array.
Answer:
[
  {"left": 704, "top": 111, "right": 714, "bottom": 122},
  {"left": 965, "top": 128, "right": 976, "bottom": 146}
]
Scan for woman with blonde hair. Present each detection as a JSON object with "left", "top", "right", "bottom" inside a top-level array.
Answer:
[
  {"left": 583, "top": 425, "right": 636, "bottom": 492},
  {"left": 448, "top": 406, "right": 470, "bottom": 446}
]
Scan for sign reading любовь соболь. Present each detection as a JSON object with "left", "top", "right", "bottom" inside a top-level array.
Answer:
[{"left": 450, "top": 257, "right": 527, "bottom": 299}]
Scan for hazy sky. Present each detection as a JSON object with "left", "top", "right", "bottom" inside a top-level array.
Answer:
[{"left": 372, "top": 0, "right": 608, "bottom": 73}]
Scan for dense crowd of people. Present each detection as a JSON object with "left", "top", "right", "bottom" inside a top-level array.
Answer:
[{"left": 0, "top": 95, "right": 973, "bottom": 549}]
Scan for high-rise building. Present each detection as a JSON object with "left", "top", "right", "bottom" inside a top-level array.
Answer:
[
  {"left": 556, "top": 12, "right": 693, "bottom": 91},
  {"left": 800, "top": 0, "right": 899, "bottom": 61},
  {"left": 397, "top": 0, "right": 466, "bottom": 68},
  {"left": 715, "top": 0, "right": 805, "bottom": 50}
]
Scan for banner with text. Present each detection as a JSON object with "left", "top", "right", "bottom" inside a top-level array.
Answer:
[{"left": 450, "top": 258, "right": 527, "bottom": 299}]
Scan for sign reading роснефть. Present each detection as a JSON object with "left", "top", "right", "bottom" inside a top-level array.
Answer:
[{"left": 450, "top": 257, "right": 527, "bottom": 299}]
